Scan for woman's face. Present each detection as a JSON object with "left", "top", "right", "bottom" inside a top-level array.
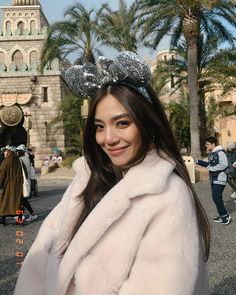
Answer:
[
  {"left": 95, "top": 94, "right": 142, "bottom": 167},
  {"left": 4, "top": 150, "right": 8, "bottom": 158}
]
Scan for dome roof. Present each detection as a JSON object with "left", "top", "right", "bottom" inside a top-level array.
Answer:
[{"left": 12, "top": 0, "right": 40, "bottom": 5}]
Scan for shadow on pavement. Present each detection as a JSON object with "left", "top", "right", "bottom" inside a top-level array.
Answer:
[
  {"left": 211, "top": 275, "right": 236, "bottom": 295},
  {"left": 30, "top": 188, "right": 67, "bottom": 200},
  {"left": 0, "top": 256, "right": 18, "bottom": 295},
  {"left": 224, "top": 200, "right": 236, "bottom": 215}
]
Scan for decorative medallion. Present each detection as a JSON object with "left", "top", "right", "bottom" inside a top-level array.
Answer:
[{"left": 0, "top": 105, "right": 23, "bottom": 126}]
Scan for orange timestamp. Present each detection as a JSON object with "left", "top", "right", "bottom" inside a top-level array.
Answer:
[{"left": 15, "top": 208, "right": 25, "bottom": 267}]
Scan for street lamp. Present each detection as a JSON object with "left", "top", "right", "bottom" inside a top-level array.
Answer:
[
  {"left": 80, "top": 99, "right": 89, "bottom": 154},
  {"left": 24, "top": 112, "right": 32, "bottom": 146},
  {"left": 81, "top": 98, "right": 89, "bottom": 120}
]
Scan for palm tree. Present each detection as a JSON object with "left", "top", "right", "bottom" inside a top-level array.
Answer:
[
  {"left": 97, "top": 0, "right": 141, "bottom": 52},
  {"left": 152, "top": 37, "right": 236, "bottom": 155},
  {"left": 137, "top": 0, "right": 236, "bottom": 158},
  {"left": 41, "top": 2, "right": 102, "bottom": 69},
  {"left": 49, "top": 94, "right": 84, "bottom": 156}
]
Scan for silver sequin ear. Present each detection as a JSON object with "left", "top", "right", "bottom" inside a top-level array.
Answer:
[{"left": 65, "top": 51, "right": 152, "bottom": 101}]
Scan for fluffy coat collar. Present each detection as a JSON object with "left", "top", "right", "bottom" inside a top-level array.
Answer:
[{"left": 55, "top": 149, "right": 175, "bottom": 294}]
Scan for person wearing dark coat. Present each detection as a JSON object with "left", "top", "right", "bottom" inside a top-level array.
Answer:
[
  {"left": 226, "top": 141, "right": 236, "bottom": 200},
  {"left": 0, "top": 146, "right": 23, "bottom": 226}
]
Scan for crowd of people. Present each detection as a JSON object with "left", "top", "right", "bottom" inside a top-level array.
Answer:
[
  {"left": 0, "top": 144, "right": 38, "bottom": 226},
  {"left": 42, "top": 153, "right": 63, "bottom": 167}
]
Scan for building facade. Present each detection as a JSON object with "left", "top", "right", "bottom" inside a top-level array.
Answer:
[
  {"left": 0, "top": 0, "right": 69, "bottom": 167},
  {"left": 155, "top": 50, "right": 236, "bottom": 149}
]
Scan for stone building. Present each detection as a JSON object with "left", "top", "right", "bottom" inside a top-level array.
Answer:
[
  {"left": 154, "top": 49, "right": 236, "bottom": 148},
  {"left": 0, "top": 0, "right": 69, "bottom": 167}
]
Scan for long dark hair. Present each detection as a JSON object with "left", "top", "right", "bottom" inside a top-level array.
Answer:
[{"left": 60, "top": 84, "right": 210, "bottom": 259}]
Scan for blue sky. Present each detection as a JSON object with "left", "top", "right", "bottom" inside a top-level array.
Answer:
[{"left": 0, "top": 0, "right": 169, "bottom": 61}]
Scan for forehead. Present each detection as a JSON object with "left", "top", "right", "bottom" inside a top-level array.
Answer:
[{"left": 95, "top": 94, "right": 129, "bottom": 118}]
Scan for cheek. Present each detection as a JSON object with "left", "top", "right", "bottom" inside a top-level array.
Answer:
[
  {"left": 95, "top": 133, "right": 103, "bottom": 146},
  {"left": 131, "top": 130, "right": 142, "bottom": 150}
]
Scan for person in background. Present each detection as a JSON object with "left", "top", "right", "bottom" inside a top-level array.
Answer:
[
  {"left": 226, "top": 141, "right": 236, "bottom": 202},
  {"left": 196, "top": 136, "right": 231, "bottom": 225},
  {"left": 27, "top": 147, "right": 35, "bottom": 167},
  {"left": 16, "top": 145, "right": 38, "bottom": 222},
  {"left": 15, "top": 51, "right": 210, "bottom": 295},
  {"left": 27, "top": 147, "right": 38, "bottom": 198},
  {"left": 0, "top": 145, "right": 23, "bottom": 226}
]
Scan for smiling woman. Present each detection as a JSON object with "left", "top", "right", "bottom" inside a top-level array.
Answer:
[
  {"left": 14, "top": 51, "right": 210, "bottom": 295},
  {"left": 94, "top": 94, "right": 141, "bottom": 168}
]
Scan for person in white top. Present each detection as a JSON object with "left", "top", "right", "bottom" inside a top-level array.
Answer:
[{"left": 16, "top": 145, "right": 38, "bottom": 222}]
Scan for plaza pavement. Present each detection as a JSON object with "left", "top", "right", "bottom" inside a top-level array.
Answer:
[{"left": 0, "top": 169, "right": 235, "bottom": 295}]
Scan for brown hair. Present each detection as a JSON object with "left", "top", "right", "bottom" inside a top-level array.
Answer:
[{"left": 60, "top": 84, "right": 210, "bottom": 259}]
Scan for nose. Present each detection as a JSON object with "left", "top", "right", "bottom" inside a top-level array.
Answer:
[{"left": 104, "top": 127, "right": 120, "bottom": 145}]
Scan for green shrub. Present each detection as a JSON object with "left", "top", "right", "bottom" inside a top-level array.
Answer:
[{"left": 62, "top": 154, "right": 80, "bottom": 168}]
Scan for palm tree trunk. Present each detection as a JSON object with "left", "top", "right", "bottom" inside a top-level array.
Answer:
[
  {"left": 187, "top": 40, "right": 201, "bottom": 159},
  {"left": 199, "top": 89, "right": 207, "bottom": 157}
]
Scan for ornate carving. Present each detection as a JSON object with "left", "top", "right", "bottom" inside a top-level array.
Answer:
[
  {"left": 0, "top": 63, "right": 6, "bottom": 72},
  {"left": 0, "top": 93, "right": 32, "bottom": 106},
  {"left": 12, "top": 0, "right": 40, "bottom": 5},
  {"left": 0, "top": 105, "right": 23, "bottom": 126},
  {"left": 30, "top": 61, "right": 38, "bottom": 71},
  {"left": 18, "top": 62, "right": 28, "bottom": 71},
  {"left": 23, "top": 29, "right": 30, "bottom": 35},
  {"left": 8, "top": 63, "right": 17, "bottom": 71},
  {"left": 15, "top": 28, "right": 20, "bottom": 35}
]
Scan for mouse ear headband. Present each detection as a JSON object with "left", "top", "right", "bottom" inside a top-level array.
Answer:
[{"left": 65, "top": 51, "right": 152, "bottom": 102}]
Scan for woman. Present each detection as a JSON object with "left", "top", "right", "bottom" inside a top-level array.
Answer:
[
  {"left": 15, "top": 52, "right": 210, "bottom": 295},
  {"left": 0, "top": 145, "right": 23, "bottom": 226}
]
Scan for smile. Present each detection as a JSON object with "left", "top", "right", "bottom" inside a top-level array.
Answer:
[{"left": 107, "top": 146, "right": 128, "bottom": 156}]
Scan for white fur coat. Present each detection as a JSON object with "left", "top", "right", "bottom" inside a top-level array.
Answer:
[{"left": 14, "top": 150, "right": 209, "bottom": 295}]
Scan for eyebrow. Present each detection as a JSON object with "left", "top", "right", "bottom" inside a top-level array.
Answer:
[{"left": 94, "top": 113, "right": 130, "bottom": 123}]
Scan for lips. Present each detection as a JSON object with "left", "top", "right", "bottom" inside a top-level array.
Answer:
[{"left": 107, "top": 146, "right": 128, "bottom": 156}]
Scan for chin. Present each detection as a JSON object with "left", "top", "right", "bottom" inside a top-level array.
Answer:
[{"left": 111, "top": 160, "right": 128, "bottom": 167}]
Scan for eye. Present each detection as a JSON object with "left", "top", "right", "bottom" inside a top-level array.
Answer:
[
  {"left": 95, "top": 124, "right": 104, "bottom": 132},
  {"left": 116, "top": 120, "right": 130, "bottom": 128}
]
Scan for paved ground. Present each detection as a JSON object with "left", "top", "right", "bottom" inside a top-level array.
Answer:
[{"left": 0, "top": 172, "right": 236, "bottom": 295}]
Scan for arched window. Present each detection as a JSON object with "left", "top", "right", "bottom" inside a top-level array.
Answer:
[
  {"left": 30, "top": 20, "right": 36, "bottom": 34},
  {"left": 0, "top": 52, "right": 5, "bottom": 64},
  {"left": 6, "top": 21, "right": 11, "bottom": 33},
  {"left": 12, "top": 50, "right": 23, "bottom": 69},
  {"left": 17, "top": 21, "right": 24, "bottom": 35},
  {"left": 30, "top": 50, "right": 38, "bottom": 64}
]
